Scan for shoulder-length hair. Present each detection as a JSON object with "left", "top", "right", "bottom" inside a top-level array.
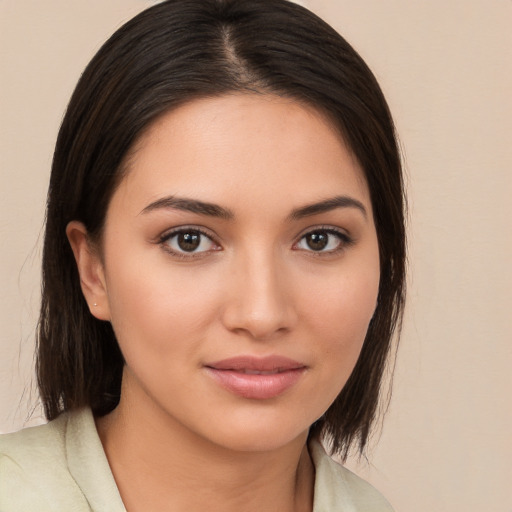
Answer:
[{"left": 37, "top": 0, "right": 406, "bottom": 460}]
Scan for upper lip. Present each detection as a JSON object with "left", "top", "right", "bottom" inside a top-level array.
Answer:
[{"left": 205, "top": 355, "right": 306, "bottom": 373}]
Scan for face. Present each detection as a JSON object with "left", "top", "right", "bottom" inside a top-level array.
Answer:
[{"left": 78, "top": 94, "right": 380, "bottom": 452}]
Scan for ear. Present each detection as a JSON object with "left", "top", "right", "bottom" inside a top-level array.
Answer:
[{"left": 66, "top": 221, "right": 111, "bottom": 321}]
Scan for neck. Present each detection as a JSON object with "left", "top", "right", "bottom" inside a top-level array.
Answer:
[{"left": 96, "top": 389, "right": 315, "bottom": 512}]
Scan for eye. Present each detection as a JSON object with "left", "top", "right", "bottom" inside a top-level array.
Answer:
[
  {"left": 160, "top": 228, "right": 220, "bottom": 256},
  {"left": 295, "top": 228, "right": 351, "bottom": 253}
]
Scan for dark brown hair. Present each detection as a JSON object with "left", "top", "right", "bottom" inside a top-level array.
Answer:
[{"left": 37, "top": 0, "right": 406, "bottom": 459}]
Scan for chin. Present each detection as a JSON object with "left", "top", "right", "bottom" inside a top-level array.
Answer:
[
  {"left": 212, "top": 429, "right": 309, "bottom": 454},
  {"left": 192, "top": 409, "right": 314, "bottom": 454}
]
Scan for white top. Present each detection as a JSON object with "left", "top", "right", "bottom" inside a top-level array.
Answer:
[{"left": 0, "top": 408, "right": 394, "bottom": 511}]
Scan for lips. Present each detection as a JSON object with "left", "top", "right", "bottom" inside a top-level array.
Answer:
[{"left": 204, "top": 356, "right": 307, "bottom": 400}]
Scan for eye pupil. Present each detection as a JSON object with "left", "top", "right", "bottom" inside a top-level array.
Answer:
[
  {"left": 306, "top": 232, "right": 328, "bottom": 251},
  {"left": 178, "top": 232, "right": 201, "bottom": 252}
]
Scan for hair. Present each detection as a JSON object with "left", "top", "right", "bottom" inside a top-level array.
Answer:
[{"left": 37, "top": 0, "right": 406, "bottom": 460}]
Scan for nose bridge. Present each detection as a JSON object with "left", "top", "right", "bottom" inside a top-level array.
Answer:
[{"left": 222, "top": 244, "right": 296, "bottom": 339}]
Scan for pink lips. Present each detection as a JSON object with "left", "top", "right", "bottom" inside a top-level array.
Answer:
[{"left": 204, "top": 356, "right": 306, "bottom": 400}]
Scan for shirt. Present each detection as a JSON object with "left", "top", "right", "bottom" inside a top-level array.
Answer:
[{"left": 0, "top": 408, "right": 394, "bottom": 511}]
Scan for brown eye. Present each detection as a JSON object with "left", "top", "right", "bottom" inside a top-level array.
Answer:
[
  {"left": 304, "top": 232, "right": 329, "bottom": 251},
  {"left": 177, "top": 232, "right": 201, "bottom": 252},
  {"left": 295, "top": 229, "right": 350, "bottom": 253},
  {"left": 162, "top": 229, "right": 218, "bottom": 255}
]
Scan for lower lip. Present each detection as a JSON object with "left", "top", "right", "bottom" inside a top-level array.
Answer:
[{"left": 205, "top": 368, "right": 305, "bottom": 400}]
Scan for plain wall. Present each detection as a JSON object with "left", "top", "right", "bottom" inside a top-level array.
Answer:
[{"left": 1, "top": 1, "right": 510, "bottom": 511}]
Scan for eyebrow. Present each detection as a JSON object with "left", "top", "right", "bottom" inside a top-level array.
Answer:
[
  {"left": 289, "top": 195, "right": 368, "bottom": 220},
  {"left": 140, "top": 196, "right": 234, "bottom": 219},
  {"left": 140, "top": 194, "right": 367, "bottom": 221}
]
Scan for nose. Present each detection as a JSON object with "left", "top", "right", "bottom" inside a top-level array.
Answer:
[{"left": 220, "top": 251, "right": 298, "bottom": 341}]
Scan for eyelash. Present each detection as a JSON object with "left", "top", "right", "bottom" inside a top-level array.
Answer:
[
  {"left": 158, "top": 226, "right": 221, "bottom": 259},
  {"left": 293, "top": 226, "right": 354, "bottom": 256},
  {"left": 157, "top": 225, "right": 354, "bottom": 259}
]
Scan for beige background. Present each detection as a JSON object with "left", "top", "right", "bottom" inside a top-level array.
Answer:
[{"left": 1, "top": 1, "right": 511, "bottom": 511}]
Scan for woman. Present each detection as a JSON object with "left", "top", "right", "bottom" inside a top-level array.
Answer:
[{"left": 0, "top": 0, "right": 406, "bottom": 510}]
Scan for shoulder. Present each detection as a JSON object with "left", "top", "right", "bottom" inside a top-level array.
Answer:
[
  {"left": 0, "top": 408, "right": 121, "bottom": 511},
  {"left": 0, "top": 412, "right": 69, "bottom": 467},
  {"left": 309, "top": 439, "right": 394, "bottom": 512}
]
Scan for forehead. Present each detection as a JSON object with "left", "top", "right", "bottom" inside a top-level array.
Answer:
[{"left": 112, "top": 93, "right": 371, "bottom": 217}]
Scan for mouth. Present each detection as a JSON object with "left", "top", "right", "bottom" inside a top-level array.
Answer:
[
  {"left": 204, "top": 355, "right": 307, "bottom": 400},
  {"left": 231, "top": 369, "right": 293, "bottom": 375}
]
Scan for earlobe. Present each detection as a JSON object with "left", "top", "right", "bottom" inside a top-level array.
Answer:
[{"left": 66, "top": 221, "right": 111, "bottom": 321}]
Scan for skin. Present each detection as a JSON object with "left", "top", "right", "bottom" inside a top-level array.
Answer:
[{"left": 67, "top": 94, "right": 380, "bottom": 512}]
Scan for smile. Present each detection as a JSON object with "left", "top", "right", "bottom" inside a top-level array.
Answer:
[
  {"left": 205, "top": 356, "right": 307, "bottom": 400},
  {"left": 236, "top": 369, "right": 288, "bottom": 375}
]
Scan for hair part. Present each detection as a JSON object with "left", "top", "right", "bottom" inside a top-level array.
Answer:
[{"left": 37, "top": 0, "right": 406, "bottom": 460}]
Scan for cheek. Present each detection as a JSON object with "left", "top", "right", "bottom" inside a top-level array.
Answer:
[
  {"left": 103, "top": 256, "right": 220, "bottom": 358},
  {"left": 306, "top": 262, "right": 379, "bottom": 334},
  {"left": 303, "top": 263, "right": 380, "bottom": 381}
]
